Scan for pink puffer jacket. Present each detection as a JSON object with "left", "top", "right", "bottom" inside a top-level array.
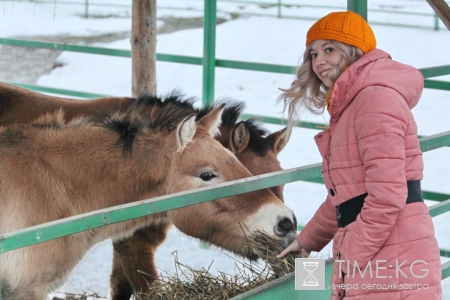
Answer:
[{"left": 298, "top": 49, "right": 442, "bottom": 299}]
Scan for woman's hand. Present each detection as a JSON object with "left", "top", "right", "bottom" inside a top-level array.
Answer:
[{"left": 276, "top": 239, "right": 310, "bottom": 258}]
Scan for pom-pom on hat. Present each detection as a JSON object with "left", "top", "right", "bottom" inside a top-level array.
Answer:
[{"left": 306, "top": 11, "right": 376, "bottom": 54}]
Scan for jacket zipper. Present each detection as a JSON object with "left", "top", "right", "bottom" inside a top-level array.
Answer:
[{"left": 324, "top": 152, "right": 338, "bottom": 195}]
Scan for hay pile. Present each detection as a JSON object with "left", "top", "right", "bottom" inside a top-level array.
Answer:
[
  {"left": 139, "top": 230, "right": 301, "bottom": 300},
  {"left": 51, "top": 292, "right": 106, "bottom": 300}
]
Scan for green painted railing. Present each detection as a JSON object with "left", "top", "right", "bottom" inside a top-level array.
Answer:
[
  {"left": 2, "top": 1, "right": 450, "bottom": 297},
  {"left": 0, "top": 143, "right": 445, "bottom": 253},
  {"left": 230, "top": 261, "right": 334, "bottom": 300},
  {"left": 202, "top": 0, "right": 217, "bottom": 106},
  {"left": 0, "top": 164, "right": 322, "bottom": 253},
  {"left": 0, "top": 134, "right": 448, "bottom": 251},
  {"left": 1, "top": 38, "right": 450, "bottom": 99}
]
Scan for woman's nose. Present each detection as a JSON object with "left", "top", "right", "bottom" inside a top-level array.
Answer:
[{"left": 314, "top": 55, "right": 325, "bottom": 67}]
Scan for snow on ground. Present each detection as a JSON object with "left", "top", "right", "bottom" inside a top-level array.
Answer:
[{"left": 1, "top": 1, "right": 449, "bottom": 299}]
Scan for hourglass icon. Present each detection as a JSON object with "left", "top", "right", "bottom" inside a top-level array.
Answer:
[{"left": 302, "top": 261, "right": 319, "bottom": 286}]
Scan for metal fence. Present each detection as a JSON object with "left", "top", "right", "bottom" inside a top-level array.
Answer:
[
  {"left": 17, "top": 0, "right": 450, "bottom": 31},
  {"left": 1, "top": 0, "right": 450, "bottom": 299}
]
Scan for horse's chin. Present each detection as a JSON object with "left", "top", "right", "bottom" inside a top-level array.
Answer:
[{"left": 242, "top": 249, "right": 260, "bottom": 261}]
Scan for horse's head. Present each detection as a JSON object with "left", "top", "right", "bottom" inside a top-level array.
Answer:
[
  {"left": 202, "top": 102, "right": 290, "bottom": 201},
  {"left": 165, "top": 105, "right": 297, "bottom": 260},
  {"left": 227, "top": 120, "right": 289, "bottom": 201}
]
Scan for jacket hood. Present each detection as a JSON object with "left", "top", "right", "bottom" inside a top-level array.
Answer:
[{"left": 328, "top": 49, "right": 424, "bottom": 129}]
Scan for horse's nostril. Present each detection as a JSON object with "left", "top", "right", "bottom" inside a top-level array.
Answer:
[{"left": 274, "top": 217, "right": 294, "bottom": 237}]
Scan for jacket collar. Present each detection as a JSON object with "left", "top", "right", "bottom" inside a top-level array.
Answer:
[
  {"left": 327, "top": 49, "right": 391, "bottom": 132},
  {"left": 327, "top": 48, "right": 423, "bottom": 132}
]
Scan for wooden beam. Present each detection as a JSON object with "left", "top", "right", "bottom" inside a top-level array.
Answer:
[
  {"left": 131, "top": 0, "right": 157, "bottom": 98},
  {"left": 426, "top": 0, "right": 450, "bottom": 31}
]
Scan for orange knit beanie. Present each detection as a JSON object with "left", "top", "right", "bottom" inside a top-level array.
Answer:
[{"left": 306, "top": 11, "right": 376, "bottom": 54}]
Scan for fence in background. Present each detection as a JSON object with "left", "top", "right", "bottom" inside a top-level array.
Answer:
[
  {"left": 1, "top": 0, "right": 450, "bottom": 298},
  {"left": 17, "top": 0, "right": 450, "bottom": 31}
]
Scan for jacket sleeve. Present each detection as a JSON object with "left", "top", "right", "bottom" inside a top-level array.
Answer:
[
  {"left": 340, "top": 86, "right": 409, "bottom": 267},
  {"left": 298, "top": 195, "right": 338, "bottom": 251}
]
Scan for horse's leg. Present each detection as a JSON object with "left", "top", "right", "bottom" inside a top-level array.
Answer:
[
  {"left": 110, "top": 222, "right": 172, "bottom": 300},
  {"left": 0, "top": 280, "right": 45, "bottom": 300},
  {"left": 110, "top": 252, "right": 134, "bottom": 300}
]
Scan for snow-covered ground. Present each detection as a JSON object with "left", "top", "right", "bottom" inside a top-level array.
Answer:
[{"left": 1, "top": 0, "right": 449, "bottom": 299}]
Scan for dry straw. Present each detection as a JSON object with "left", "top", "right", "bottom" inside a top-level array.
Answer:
[{"left": 139, "top": 230, "right": 302, "bottom": 300}]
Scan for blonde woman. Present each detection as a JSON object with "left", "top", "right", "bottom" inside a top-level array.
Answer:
[{"left": 277, "top": 11, "right": 442, "bottom": 300}]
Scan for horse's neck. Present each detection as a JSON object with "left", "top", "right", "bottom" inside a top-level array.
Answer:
[
  {"left": 64, "top": 97, "right": 134, "bottom": 122},
  {"left": 22, "top": 126, "right": 170, "bottom": 211}
]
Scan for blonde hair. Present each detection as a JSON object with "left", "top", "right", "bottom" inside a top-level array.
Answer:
[{"left": 278, "top": 40, "right": 364, "bottom": 131}]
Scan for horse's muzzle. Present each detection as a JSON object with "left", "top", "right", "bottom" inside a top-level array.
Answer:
[{"left": 274, "top": 214, "right": 297, "bottom": 246}]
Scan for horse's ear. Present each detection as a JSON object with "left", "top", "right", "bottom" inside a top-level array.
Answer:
[
  {"left": 230, "top": 121, "right": 250, "bottom": 154},
  {"left": 176, "top": 115, "right": 196, "bottom": 152},
  {"left": 267, "top": 126, "right": 290, "bottom": 154},
  {"left": 196, "top": 103, "right": 225, "bottom": 137}
]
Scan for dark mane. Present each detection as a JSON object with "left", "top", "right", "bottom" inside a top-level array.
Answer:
[
  {"left": 240, "top": 119, "right": 271, "bottom": 156},
  {"left": 102, "top": 95, "right": 195, "bottom": 157},
  {"left": 102, "top": 92, "right": 274, "bottom": 157},
  {"left": 131, "top": 90, "right": 197, "bottom": 113},
  {"left": 195, "top": 99, "right": 244, "bottom": 127}
]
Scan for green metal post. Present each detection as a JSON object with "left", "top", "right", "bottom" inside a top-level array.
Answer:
[
  {"left": 84, "top": 0, "right": 89, "bottom": 18},
  {"left": 202, "top": 0, "right": 217, "bottom": 106},
  {"left": 347, "top": 0, "right": 367, "bottom": 21},
  {"left": 278, "top": 0, "right": 282, "bottom": 18},
  {"left": 434, "top": 13, "right": 440, "bottom": 30}
]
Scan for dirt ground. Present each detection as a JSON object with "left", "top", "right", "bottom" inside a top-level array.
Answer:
[{"left": 0, "top": 17, "right": 226, "bottom": 84}]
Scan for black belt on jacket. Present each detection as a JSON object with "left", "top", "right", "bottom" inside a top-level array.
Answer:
[{"left": 336, "top": 180, "right": 424, "bottom": 228}]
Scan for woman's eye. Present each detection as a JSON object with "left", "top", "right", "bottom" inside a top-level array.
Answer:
[
  {"left": 310, "top": 53, "right": 317, "bottom": 59},
  {"left": 199, "top": 171, "right": 217, "bottom": 181},
  {"left": 325, "top": 47, "right": 334, "bottom": 53}
]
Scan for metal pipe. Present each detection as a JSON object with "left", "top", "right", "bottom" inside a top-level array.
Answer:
[
  {"left": 347, "top": 0, "right": 367, "bottom": 20},
  {"left": 202, "top": 0, "right": 217, "bottom": 106}
]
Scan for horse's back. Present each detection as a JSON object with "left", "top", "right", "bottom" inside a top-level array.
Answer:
[{"left": 0, "top": 82, "right": 134, "bottom": 126}]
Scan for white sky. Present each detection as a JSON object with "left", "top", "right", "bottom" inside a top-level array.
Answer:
[{"left": 1, "top": 1, "right": 449, "bottom": 299}]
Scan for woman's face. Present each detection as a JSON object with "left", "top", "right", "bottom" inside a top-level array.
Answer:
[{"left": 309, "top": 39, "right": 343, "bottom": 88}]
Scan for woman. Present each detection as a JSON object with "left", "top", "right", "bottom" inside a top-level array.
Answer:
[{"left": 276, "top": 11, "right": 442, "bottom": 299}]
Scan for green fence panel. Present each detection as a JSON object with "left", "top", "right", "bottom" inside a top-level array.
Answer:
[
  {"left": 429, "top": 199, "right": 450, "bottom": 218},
  {"left": 348, "top": 0, "right": 367, "bottom": 20},
  {"left": 230, "top": 261, "right": 334, "bottom": 300},
  {"left": 0, "top": 38, "right": 131, "bottom": 57},
  {"left": 1, "top": 2, "right": 450, "bottom": 295},
  {"left": 202, "top": 0, "right": 217, "bottom": 106},
  {"left": 424, "top": 79, "right": 450, "bottom": 91},
  {"left": 419, "top": 130, "right": 450, "bottom": 152},
  {"left": 0, "top": 164, "right": 322, "bottom": 253},
  {"left": 2, "top": 38, "right": 450, "bottom": 81},
  {"left": 420, "top": 65, "right": 450, "bottom": 78},
  {"left": 443, "top": 261, "right": 450, "bottom": 280}
]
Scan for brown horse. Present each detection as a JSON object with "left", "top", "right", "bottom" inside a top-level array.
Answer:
[
  {"left": 0, "top": 102, "right": 297, "bottom": 300},
  {"left": 0, "top": 82, "right": 288, "bottom": 200},
  {"left": 0, "top": 82, "right": 291, "bottom": 299},
  {"left": 109, "top": 97, "right": 290, "bottom": 299},
  {"left": 0, "top": 82, "right": 134, "bottom": 126}
]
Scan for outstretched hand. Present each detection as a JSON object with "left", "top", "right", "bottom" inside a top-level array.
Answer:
[{"left": 276, "top": 239, "right": 310, "bottom": 258}]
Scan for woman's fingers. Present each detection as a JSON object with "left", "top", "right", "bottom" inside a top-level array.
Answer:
[
  {"left": 276, "top": 240, "right": 312, "bottom": 259},
  {"left": 276, "top": 240, "right": 299, "bottom": 258},
  {"left": 300, "top": 248, "right": 311, "bottom": 258}
]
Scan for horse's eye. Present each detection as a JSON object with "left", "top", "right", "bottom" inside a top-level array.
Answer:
[{"left": 199, "top": 171, "right": 217, "bottom": 181}]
